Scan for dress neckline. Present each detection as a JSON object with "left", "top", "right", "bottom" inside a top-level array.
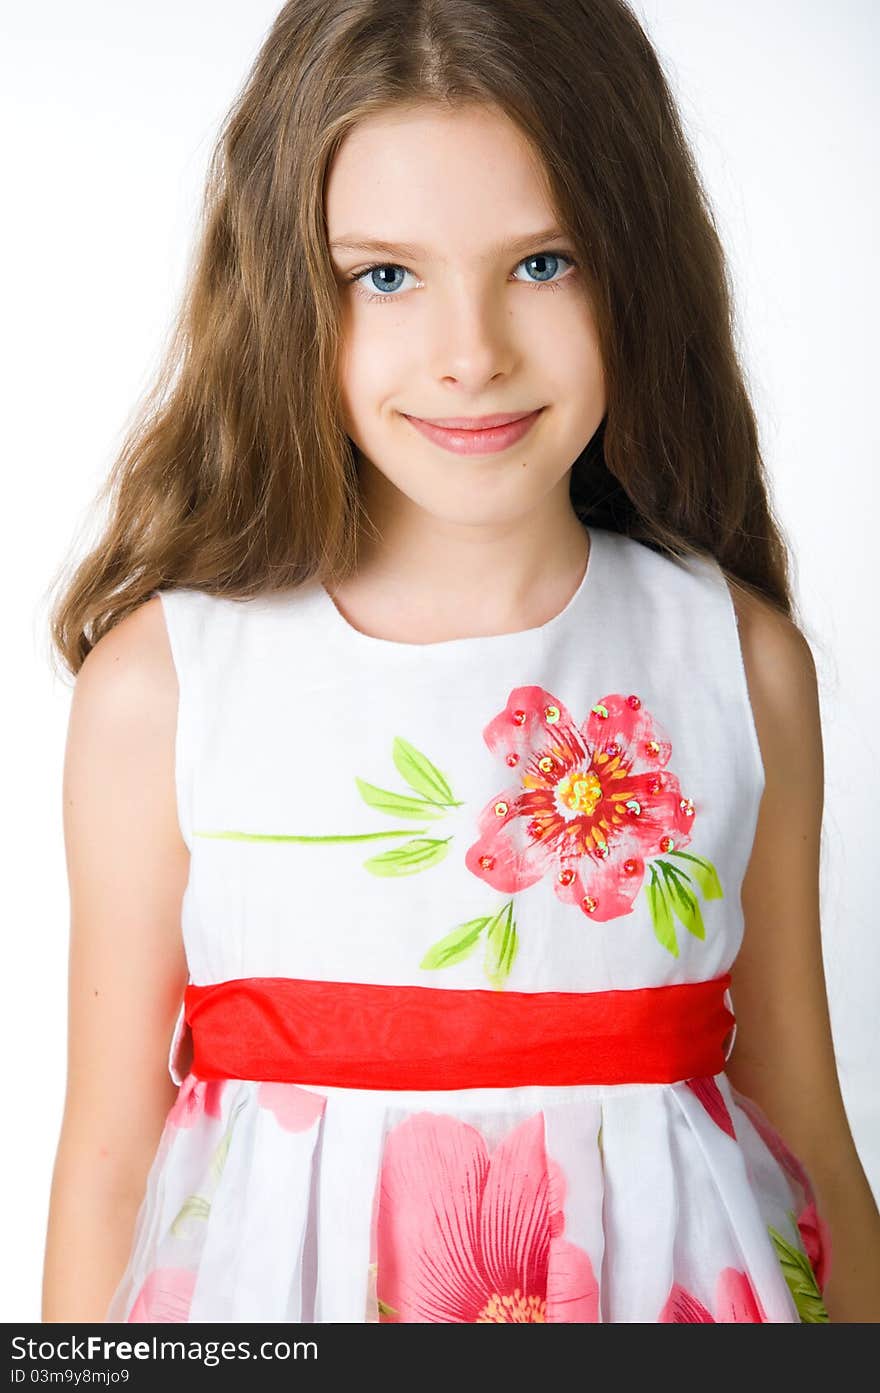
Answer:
[{"left": 317, "top": 524, "right": 603, "bottom": 654}]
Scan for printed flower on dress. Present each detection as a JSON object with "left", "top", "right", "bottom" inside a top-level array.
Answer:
[
  {"left": 791, "top": 1201, "right": 830, "bottom": 1297},
  {"left": 659, "top": 1267, "right": 767, "bottom": 1322},
  {"left": 128, "top": 1267, "right": 196, "bottom": 1323},
  {"left": 421, "top": 686, "right": 723, "bottom": 981},
  {"left": 167, "top": 1074, "right": 226, "bottom": 1129},
  {"left": 256, "top": 1083, "right": 326, "bottom": 1132},
  {"left": 466, "top": 687, "right": 720, "bottom": 945},
  {"left": 684, "top": 1076, "right": 737, "bottom": 1140},
  {"left": 374, "top": 1111, "right": 599, "bottom": 1323}
]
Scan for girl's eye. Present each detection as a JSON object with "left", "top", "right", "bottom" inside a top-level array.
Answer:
[
  {"left": 510, "top": 251, "right": 577, "bottom": 289},
  {"left": 344, "top": 250, "right": 577, "bottom": 304}
]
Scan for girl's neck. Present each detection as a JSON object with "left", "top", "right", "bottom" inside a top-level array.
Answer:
[{"left": 327, "top": 508, "right": 591, "bottom": 646}]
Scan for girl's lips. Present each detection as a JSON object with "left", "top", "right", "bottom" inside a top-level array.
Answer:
[{"left": 403, "top": 408, "right": 545, "bottom": 455}]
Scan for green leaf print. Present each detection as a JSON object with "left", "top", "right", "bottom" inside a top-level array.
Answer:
[
  {"left": 656, "top": 860, "right": 706, "bottom": 941},
  {"left": 194, "top": 737, "right": 461, "bottom": 890},
  {"left": 364, "top": 837, "right": 452, "bottom": 876},
  {"left": 209, "top": 1127, "right": 233, "bottom": 1185},
  {"left": 392, "top": 737, "right": 460, "bottom": 807},
  {"left": 646, "top": 864, "right": 679, "bottom": 958},
  {"left": 420, "top": 899, "right": 519, "bottom": 988},
  {"left": 208, "top": 1097, "right": 248, "bottom": 1185},
  {"left": 420, "top": 917, "right": 492, "bottom": 969},
  {"left": 768, "top": 1221, "right": 830, "bottom": 1323},
  {"left": 667, "top": 850, "right": 723, "bottom": 900},
  {"left": 170, "top": 1194, "right": 211, "bottom": 1237},
  {"left": 167, "top": 1098, "right": 248, "bottom": 1239},
  {"left": 355, "top": 777, "right": 447, "bottom": 820},
  {"left": 484, "top": 900, "right": 518, "bottom": 989}
]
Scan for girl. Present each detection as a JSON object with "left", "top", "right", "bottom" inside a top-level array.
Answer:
[{"left": 42, "top": 0, "right": 879, "bottom": 1324}]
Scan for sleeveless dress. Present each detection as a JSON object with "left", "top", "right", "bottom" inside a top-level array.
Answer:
[{"left": 104, "top": 524, "right": 832, "bottom": 1324}]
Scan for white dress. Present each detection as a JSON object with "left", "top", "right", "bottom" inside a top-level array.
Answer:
[{"left": 104, "top": 524, "right": 831, "bottom": 1323}]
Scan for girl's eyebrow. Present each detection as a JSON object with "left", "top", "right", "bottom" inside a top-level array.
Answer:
[{"left": 328, "top": 226, "right": 570, "bottom": 258}]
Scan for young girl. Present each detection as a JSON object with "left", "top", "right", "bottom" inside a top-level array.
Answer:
[{"left": 42, "top": 0, "right": 879, "bottom": 1324}]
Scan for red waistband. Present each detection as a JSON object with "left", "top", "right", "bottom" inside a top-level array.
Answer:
[{"left": 183, "top": 973, "right": 734, "bottom": 1090}]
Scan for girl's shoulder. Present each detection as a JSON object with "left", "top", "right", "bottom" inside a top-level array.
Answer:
[
  {"left": 77, "top": 592, "right": 179, "bottom": 715},
  {"left": 72, "top": 595, "right": 183, "bottom": 840},
  {"left": 727, "top": 582, "right": 818, "bottom": 733},
  {"left": 724, "top": 579, "right": 820, "bottom": 831}
]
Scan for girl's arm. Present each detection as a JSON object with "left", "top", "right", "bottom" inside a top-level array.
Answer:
[
  {"left": 727, "top": 585, "right": 880, "bottom": 1322},
  {"left": 42, "top": 598, "right": 189, "bottom": 1323}
]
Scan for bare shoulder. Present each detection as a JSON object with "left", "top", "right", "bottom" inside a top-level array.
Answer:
[
  {"left": 73, "top": 595, "right": 177, "bottom": 728},
  {"left": 67, "top": 594, "right": 185, "bottom": 862},
  {"left": 726, "top": 579, "right": 821, "bottom": 774}
]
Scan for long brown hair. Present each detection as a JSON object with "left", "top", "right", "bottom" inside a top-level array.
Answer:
[{"left": 47, "top": 0, "right": 797, "bottom": 679}]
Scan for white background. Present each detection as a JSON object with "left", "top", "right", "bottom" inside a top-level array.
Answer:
[{"left": 2, "top": 1, "right": 877, "bottom": 1321}]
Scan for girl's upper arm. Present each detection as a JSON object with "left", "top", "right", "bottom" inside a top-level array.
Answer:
[
  {"left": 59, "top": 595, "right": 189, "bottom": 1192},
  {"left": 726, "top": 583, "right": 857, "bottom": 1178}
]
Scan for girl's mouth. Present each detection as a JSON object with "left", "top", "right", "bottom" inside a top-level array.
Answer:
[{"left": 402, "top": 408, "right": 545, "bottom": 455}]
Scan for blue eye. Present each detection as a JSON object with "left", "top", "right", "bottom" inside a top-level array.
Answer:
[
  {"left": 512, "top": 252, "right": 573, "bottom": 285},
  {"left": 353, "top": 264, "right": 413, "bottom": 298},
  {"left": 345, "top": 249, "right": 577, "bottom": 304}
]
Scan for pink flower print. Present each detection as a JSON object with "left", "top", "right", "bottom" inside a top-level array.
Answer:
[
  {"left": 660, "top": 1268, "right": 767, "bottom": 1322},
  {"left": 256, "top": 1083, "right": 326, "bottom": 1132},
  {"left": 128, "top": 1266, "right": 196, "bottom": 1322},
  {"left": 729, "top": 1087, "right": 832, "bottom": 1294},
  {"left": 167, "top": 1074, "right": 226, "bottom": 1129},
  {"left": 795, "top": 1200, "right": 831, "bottom": 1294},
  {"left": 375, "top": 1111, "right": 599, "bottom": 1323},
  {"left": 466, "top": 687, "right": 696, "bottom": 923},
  {"left": 685, "top": 1076, "right": 737, "bottom": 1140}
]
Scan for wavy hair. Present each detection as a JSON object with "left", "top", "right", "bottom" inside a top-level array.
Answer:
[{"left": 47, "top": 0, "right": 796, "bottom": 677}]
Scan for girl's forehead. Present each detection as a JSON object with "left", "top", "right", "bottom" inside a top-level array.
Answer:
[
  {"left": 325, "top": 106, "right": 561, "bottom": 248},
  {"left": 328, "top": 103, "right": 545, "bottom": 181}
]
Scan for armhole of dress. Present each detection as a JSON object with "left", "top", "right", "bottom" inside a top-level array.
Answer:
[
  {"left": 712, "top": 560, "right": 765, "bottom": 1067},
  {"left": 718, "top": 569, "right": 767, "bottom": 808},
  {"left": 155, "top": 589, "right": 195, "bottom": 855},
  {"left": 693, "top": 555, "right": 766, "bottom": 808},
  {"left": 690, "top": 556, "right": 765, "bottom": 1069},
  {"left": 154, "top": 588, "right": 195, "bottom": 1086}
]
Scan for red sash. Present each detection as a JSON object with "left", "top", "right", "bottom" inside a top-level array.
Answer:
[{"left": 183, "top": 973, "right": 734, "bottom": 1089}]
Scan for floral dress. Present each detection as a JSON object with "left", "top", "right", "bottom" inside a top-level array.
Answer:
[{"left": 104, "top": 525, "right": 831, "bottom": 1323}]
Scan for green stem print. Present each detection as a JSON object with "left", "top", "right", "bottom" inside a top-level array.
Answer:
[
  {"left": 194, "top": 736, "right": 462, "bottom": 878},
  {"left": 420, "top": 898, "right": 519, "bottom": 990},
  {"left": 768, "top": 1214, "right": 830, "bottom": 1322},
  {"left": 194, "top": 733, "right": 520, "bottom": 977},
  {"left": 169, "top": 1096, "right": 248, "bottom": 1238},
  {"left": 645, "top": 852, "right": 723, "bottom": 958}
]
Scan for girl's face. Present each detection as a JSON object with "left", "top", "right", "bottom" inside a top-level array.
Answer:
[{"left": 326, "top": 102, "right": 606, "bottom": 530}]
